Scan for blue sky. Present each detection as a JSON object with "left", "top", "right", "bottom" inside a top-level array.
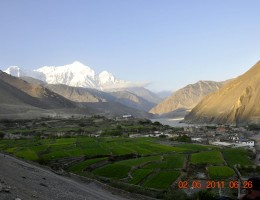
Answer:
[{"left": 0, "top": 0, "right": 260, "bottom": 91}]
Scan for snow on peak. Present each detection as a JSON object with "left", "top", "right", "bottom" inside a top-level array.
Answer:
[
  {"left": 98, "top": 70, "right": 116, "bottom": 85},
  {"left": 35, "top": 61, "right": 97, "bottom": 88},
  {"left": 3, "top": 61, "right": 146, "bottom": 90},
  {"left": 71, "top": 61, "right": 86, "bottom": 67}
]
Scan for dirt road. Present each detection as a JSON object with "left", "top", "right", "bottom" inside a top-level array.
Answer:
[{"left": 0, "top": 153, "right": 131, "bottom": 200}]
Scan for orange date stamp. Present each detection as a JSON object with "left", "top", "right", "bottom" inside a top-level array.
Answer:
[{"left": 177, "top": 180, "right": 253, "bottom": 189}]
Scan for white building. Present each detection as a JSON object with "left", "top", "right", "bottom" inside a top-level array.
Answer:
[
  {"left": 239, "top": 140, "right": 254, "bottom": 147},
  {"left": 122, "top": 114, "right": 133, "bottom": 119}
]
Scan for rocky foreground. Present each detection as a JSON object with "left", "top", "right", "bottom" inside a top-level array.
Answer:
[{"left": 0, "top": 153, "right": 131, "bottom": 200}]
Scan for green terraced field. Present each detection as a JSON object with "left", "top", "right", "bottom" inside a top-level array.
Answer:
[
  {"left": 93, "top": 155, "right": 160, "bottom": 179},
  {"left": 191, "top": 150, "right": 224, "bottom": 165},
  {"left": 93, "top": 163, "right": 131, "bottom": 179},
  {"left": 208, "top": 166, "right": 235, "bottom": 179},
  {"left": 142, "top": 171, "right": 180, "bottom": 189},
  {"left": 68, "top": 157, "right": 108, "bottom": 174},
  {"left": 176, "top": 144, "right": 219, "bottom": 151},
  {"left": 222, "top": 148, "right": 253, "bottom": 166},
  {"left": 0, "top": 137, "right": 179, "bottom": 162},
  {"left": 128, "top": 169, "right": 153, "bottom": 184},
  {"left": 117, "top": 155, "right": 160, "bottom": 166},
  {"left": 0, "top": 135, "right": 253, "bottom": 193},
  {"left": 144, "top": 154, "right": 185, "bottom": 169}
]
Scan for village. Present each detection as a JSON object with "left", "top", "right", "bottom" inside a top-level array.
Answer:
[
  {"left": 130, "top": 124, "right": 256, "bottom": 147},
  {"left": 1, "top": 116, "right": 259, "bottom": 149},
  {"left": 128, "top": 122, "right": 260, "bottom": 167},
  {"left": 1, "top": 115, "right": 259, "bottom": 152}
]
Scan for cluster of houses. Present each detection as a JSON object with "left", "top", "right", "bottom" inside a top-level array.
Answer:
[
  {"left": 129, "top": 125, "right": 256, "bottom": 149},
  {"left": 184, "top": 125, "right": 255, "bottom": 148},
  {"left": 129, "top": 130, "right": 178, "bottom": 138}
]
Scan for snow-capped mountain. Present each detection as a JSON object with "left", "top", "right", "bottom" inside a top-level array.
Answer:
[
  {"left": 97, "top": 70, "right": 131, "bottom": 90},
  {"left": 4, "top": 61, "right": 131, "bottom": 90},
  {"left": 35, "top": 61, "right": 97, "bottom": 88}
]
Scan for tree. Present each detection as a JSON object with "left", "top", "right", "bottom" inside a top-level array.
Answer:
[
  {"left": 176, "top": 135, "right": 192, "bottom": 143},
  {"left": 153, "top": 121, "right": 161, "bottom": 126},
  {"left": 0, "top": 131, "right": 5, "bottom": 139}
]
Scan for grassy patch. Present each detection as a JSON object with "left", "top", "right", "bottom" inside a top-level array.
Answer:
[
  {"left": 144, "top": 154, "right": 184, "bottom": 169},
  {"left": 222, "top": 148, "right": 252, "bottom": 166},
  {"left": 117, "top": 156, "right": 160, "bottom": 167},
  {"left": 142, "top": 171, "right": 180, "bottom": 190},
  {"left": 68, "top": 157, "right": 107, "bottom": 174},
  {"left": 129, "top": 169, "right": 153, "bottom": 185},
  {"left": 14, "top": 148, "right": 38, "bottom": 161},
  {"left": 92, "top": 156, "right": 160, "bottom": 179},
  {"left": 208, "top": 166, "right": 235, "bottom": 179},
  {"left": 93, "top": 164, "right": 131, "bottom": 179},
  {"left": 191, "top": 150, "right": 224, "bottom": 165},
  {"left": 176, "top": 144, "right": 218, "bottom": 151}
]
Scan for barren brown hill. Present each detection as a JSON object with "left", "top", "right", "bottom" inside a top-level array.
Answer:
[
  {"left": 150, "top": 81, "right": 225, "bottom": 115},
  {"left": 46, "top": 84, "right": 156, "bottom": 112},
  {"left": 0, "top": 71, "right": 76, "bottom": 109},
  {"left": 46, "top": 84, "right": 111, "bottom": 103},
  {"left": 123, "top": 87, "right": 162, "bottom": 104},
  {"left": 185, "top": 61, "right": 260, "bottom": 125},
  {"left": 110, "top": 91, "right": 156, "bottom": 111}
]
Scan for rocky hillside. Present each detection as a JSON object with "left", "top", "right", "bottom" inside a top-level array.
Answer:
[
  {"left": 0, "top": 71, "right": 76, "bottom": 109},
  {"left": 150, "top": 80, "right": 226, "bottom": 115},
  {"left": 185, "top": 61, "right": 260, "bottom": 125},
  {"left": 46, "top": 84, "right": 155, "bottom": 112},
  {"left": 122, "top": 87, "right": 162, "bottom": 104},
  {"left": 110, "top": 91, "right": 156, "bottom": 111},
  {"left": 45, "top": 84, "right": 112, "bottom": 103}
]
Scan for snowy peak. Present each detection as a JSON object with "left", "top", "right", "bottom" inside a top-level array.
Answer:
[
  {"left": 71, "top": 61, "right": 88, "bottom": 68},
  {"left": 36, "top": 61, "right": 95, "bottom": 78},
  {"left": 35, "top": 61, "right": 97, "bottom": 88},
  {"left": 98, "top": 71, "right": 116, "bottom": 85},
  {"left": 4, "top": 61, "right": 132, "bottom": 90}
]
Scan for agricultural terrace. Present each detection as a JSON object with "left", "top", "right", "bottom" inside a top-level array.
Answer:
[
  {"left": 222, "top": 148, "right": 253, "bottom": 166},
  {"left": 208, "top": 166, "right": 235, "bottom": 179},
  {"left": 190, "top": 150, "right": 224, "bottom": 165},
  {"left": 0, "top": 137, "right": 186, "bottom": 161},
  {"left": 0, "top": 135, "right": 255, "bottom": 196}
]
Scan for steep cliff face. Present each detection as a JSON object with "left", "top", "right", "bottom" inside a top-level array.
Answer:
[
  {"left": 150, "top": 81, "right": 225, "bottom": 115},
  {"left": 185, "top": 61, "right": 260, "bottom": 125}
]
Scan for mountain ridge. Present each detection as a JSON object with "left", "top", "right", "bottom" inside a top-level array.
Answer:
[
  {"left": 45, "top": 84, "right": 156, "bottom": 112},
  {"left": 185, "top": 60, "right": 260, "bottom": 125},
  {"left": 0, "top": 70, "right": 153, "bottom": 119},
  {"left": 150, "top": 80, "right": 227, "bottom": 115},
  {"left": 4, "top": 61, "right": 146, "bottom": 90}
]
